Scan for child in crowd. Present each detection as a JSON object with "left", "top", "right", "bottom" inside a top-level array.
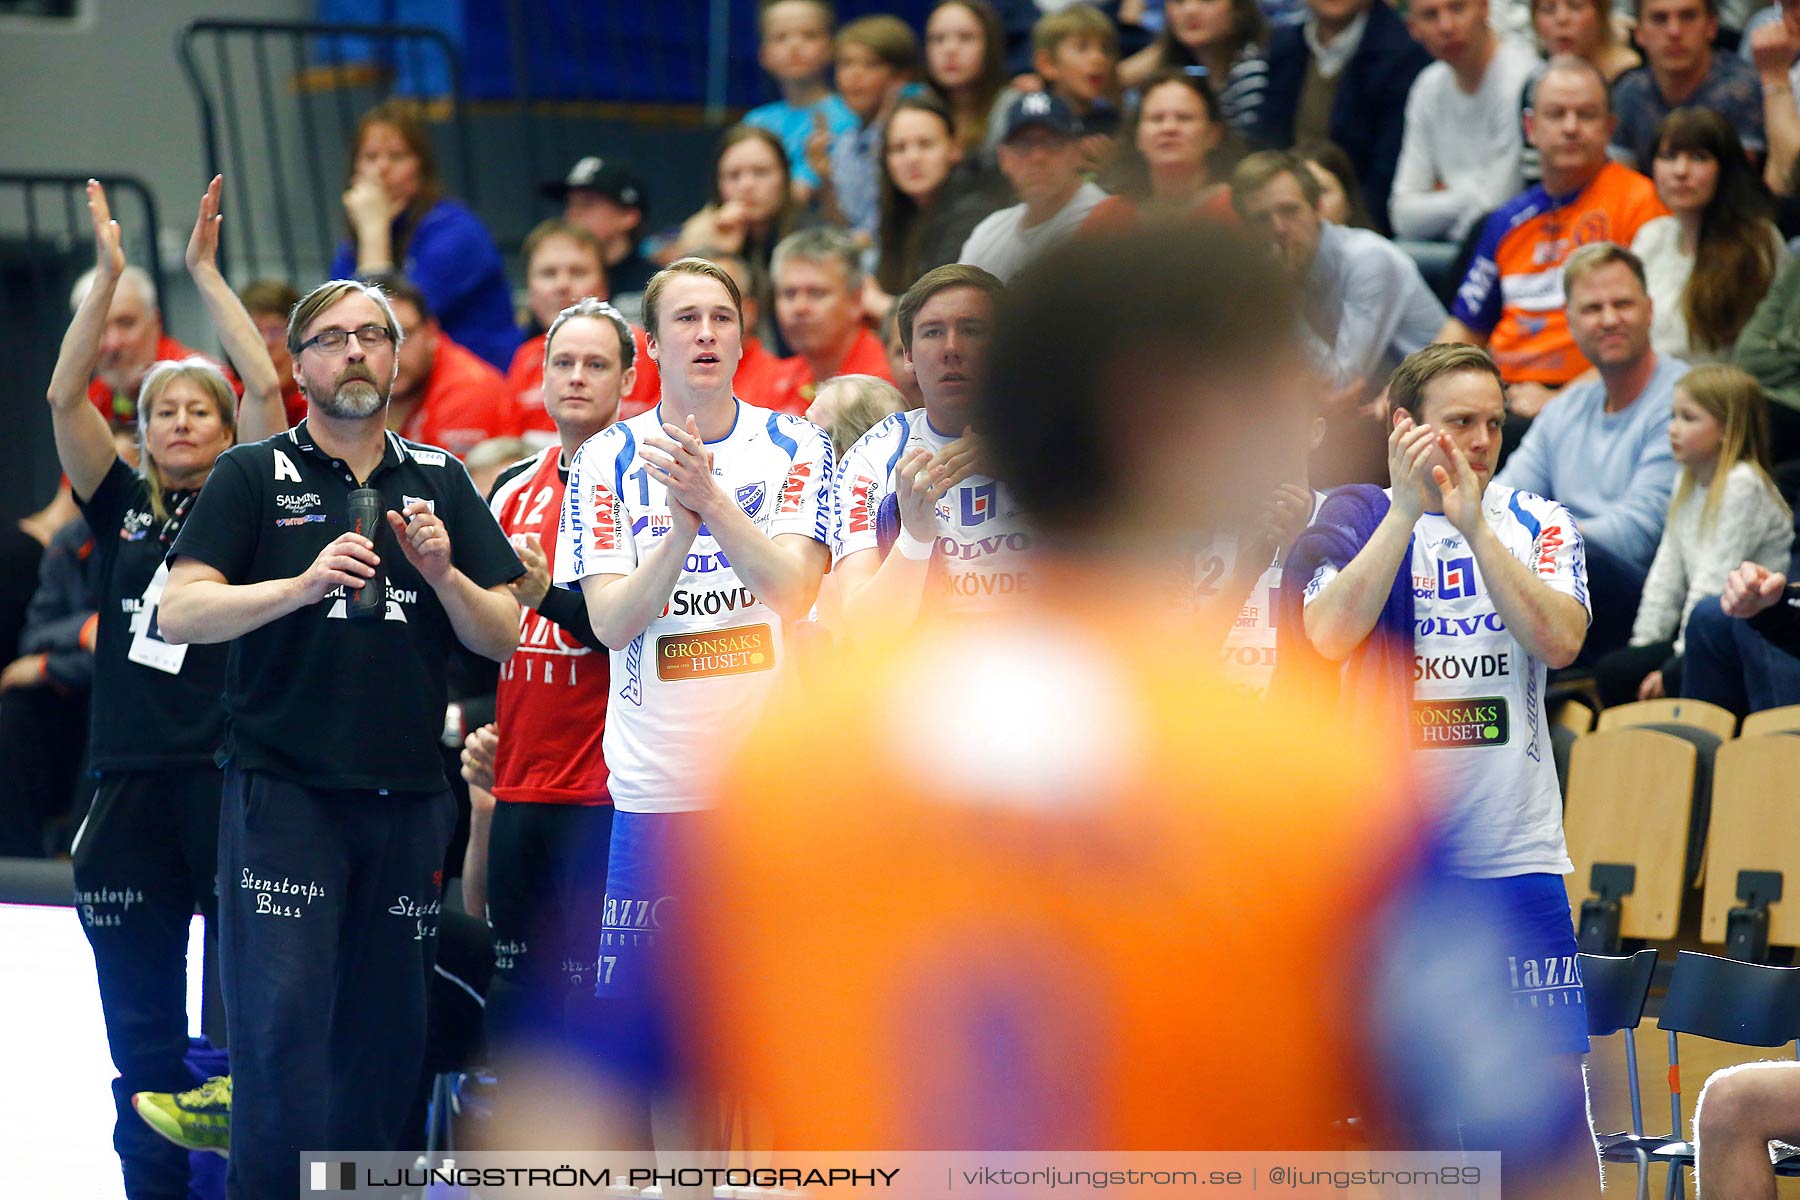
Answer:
[
  {"left": 811, "top": 15, "right": 920, "bottom": 241},
  {"left": 1117, "top": 0, "right": 1271, "bottom": 138},
  {"left": 924, "top": 0, "right": 1012, "bottom": 156},
  {"left": 1594, "top": 365, "right": 1794, "bottom": 706},
  {"left": 1029, "top": 5, "right": 1124, "bottom": 169},
  {"left": 745, "top": 0, "right": 858, "bottom": 201}
]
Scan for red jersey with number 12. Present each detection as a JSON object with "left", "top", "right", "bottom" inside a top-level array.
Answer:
[{"left": 489, "top": 446, "right": 611, "bottom": 804}]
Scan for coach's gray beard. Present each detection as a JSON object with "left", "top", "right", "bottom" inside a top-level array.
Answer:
[{"left": 318, "top": 378, "right": 385, "bottom": 419}]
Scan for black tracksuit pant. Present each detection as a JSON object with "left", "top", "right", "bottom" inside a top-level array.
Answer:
[
  {"left": 72, "top": 765, "right": 221, "bottom": 1200},
  {"left": 218, "top": 765, "right": 453, "bottom": 1200}
]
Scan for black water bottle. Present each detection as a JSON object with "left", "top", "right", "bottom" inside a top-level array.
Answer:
[{"left": 346, "top": 487, "right": 385, "bottom": 620}]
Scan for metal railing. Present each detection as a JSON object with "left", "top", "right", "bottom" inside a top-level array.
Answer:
[
  {"left": 176, "top": 18, "right": 475, "bottom": 287},
  {"left": 0, "top": 172, "right": 164, "bottom": 519}
]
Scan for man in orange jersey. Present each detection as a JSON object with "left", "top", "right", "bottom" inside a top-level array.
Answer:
[
  {"left": 1438, "top": 56, "right": 1666, "bottom": 438},
  {"left": 653, "top": 230, "right": 1598, "bottom": 1195}
]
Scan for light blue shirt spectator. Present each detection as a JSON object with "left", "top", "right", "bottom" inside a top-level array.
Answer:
[
  {"left": 746, "top": 94, "right": 859, "bottom": 191},
  {"left": 1300, "top": 221, "right": 1447, "bottom": 395},
  {"left": 1494, "top": 355, "right": 1688, "bottom": 569}
]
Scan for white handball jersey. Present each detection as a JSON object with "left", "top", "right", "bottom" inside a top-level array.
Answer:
[
  {"left": 1303, "top": 484, "right": 1588, "bottom": 878},
  {"left": 1197, "top": 491, "right": 1326, "bottom": 696},
  {"left": 554, "top": 400, "right": 831, "bottom": 812},
  {"left": 832, "top": 410, "right": 1033, "bottom": 612}
]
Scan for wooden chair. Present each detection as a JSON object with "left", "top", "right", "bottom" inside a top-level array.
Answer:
[
  {"left": 1701, "top": 735, "right": 1800, "bottom": 953},
  {"left": 1741, "top": 705, "right": 1800, "bottom": 739},
  {"left": 1564, "top": 729, "right": 1707, "bottom": 946},
  {"left": 1598, "top": 698, "right": 1738, "bottom": 743}
]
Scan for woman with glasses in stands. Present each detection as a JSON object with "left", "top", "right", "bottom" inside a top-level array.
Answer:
[{"left": 51, "top": 177, "right": 286, "bottom": 1199}]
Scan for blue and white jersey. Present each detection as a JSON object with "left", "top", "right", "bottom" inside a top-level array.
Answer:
[
  {"left": 1304, "top": 483, "right": 1589, "bottom": 878},
  {"left": 831, "top": 410, "right": 1033, "bottom": 615},
  {"left": 1198, "top": 491, "right": 1326, "bottom": 696},
  {"left": 554, "top": 399, "right": 831, "bottom": 813}
]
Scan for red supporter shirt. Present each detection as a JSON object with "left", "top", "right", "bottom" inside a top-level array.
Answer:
[
  {"left": 730, "top": 337, "right": 789, "bottom": 412},
  {"left": 765, "top": 327, "right": 894, "bottom": 417},
  {"left": 488, "top": 446, "right": 612, "bottom": 805},
  {"left": 504, "top": 328, "right": 661, "bottom": 436},
  {"left": 1079, "top": 189, "right": 1239, "bottom": 234},
  {"left": 89, "top": 334, "right": 225, "bottom": 426},
  {"left": 280, "top": 380, "right": 306, "bottom": 429},
  {"left": 396, "top": 333, "right": 515, "bottom": 458}
]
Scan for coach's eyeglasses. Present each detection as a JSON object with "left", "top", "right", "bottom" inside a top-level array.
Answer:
[{"left": 297, "top": 324, "right": 394, "bottom": 354}]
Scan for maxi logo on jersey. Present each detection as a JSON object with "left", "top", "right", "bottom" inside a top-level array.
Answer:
[
  {"left": 778, "top": 461, "right": 814, "bottom": 515},
  {"left": 846, "top": 474, "right": 877, "bottom": 535}
]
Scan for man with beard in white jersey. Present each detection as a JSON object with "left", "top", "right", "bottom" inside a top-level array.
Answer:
[
  {"left": 1299, "top": 342, "right": 1598, "bottom": 1193},
  {"left": 552, "top": 258, "right": 830, "bottom": 1134},
  {"left": 831, "top": 264, "right": 1026, "bottom": 632}
]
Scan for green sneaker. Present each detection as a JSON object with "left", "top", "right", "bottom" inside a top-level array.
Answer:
[{"left": 132, "top": 1074, "right": 231, "bottom": 1157}]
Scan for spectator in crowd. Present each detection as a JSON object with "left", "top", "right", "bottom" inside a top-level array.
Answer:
[
  {"left": 552, "top": 258, "right": 830, "bottom": 1141},
  {"left": 1388, "top": 0, "right": 1540, "bottom": 253},
  {"left": 873, "top": 96, "right": 1011, "bottom": 299},
  {"left": 473, "top": 298, "right": 628, "bottom": 1068},
  {"left": 1592, "top": 364, "right": 1791, "bottom": 705},
  {"left": 238, "top": 279, "right": 303, "bottom": 427},
  {"left": 831, "top": 264, "right": 1019, "bottom": 635},
  {"left": 1495, "top": 242, "right": 1684, "bottom": 660},
  {"left": 1748, "top": 0, "right": 1800, "bottom": 194},
  {"left": 51, "top": 178, "right": 286, "bottom": 1199},
  {"left": 504, "top": 221, "right": 658, "bottom": 440},
  {"left": 1117, "top": 0, "right": 1272, "bottom": 138},
  {"left": 1730, "top": 252, "right": 1800, "bottom": 462},
  {"left": 158, "top": 273, "right": 522, "bottom": 1200},
  {"left": 0, "top": 511, "right": 96, "bottom": 859},
  {"left": 878, "top": 300, "right": 926, "bottom": 407},
  {"left": 1610, "top": 0, "right": 1765, "bottom": 173},
  {"left": 1294, "top": 343, "right": 1595, "bottom": 1195},
  {"left": 69, "top": 265, "right": 205, "bottom": 431},
  {"left": 805, "top": 372, "right": 909, "bottom": 459},
  {"left": 1532, "top": 0, "right": 1637, "bottom": 81},
  {"left": 768, "top": 227, "right": 895, "bottom": 416},
  {"left": 671, "top": 125, "right": 808, "bottom": 291},
  {"left": 333, "top": 99, "right": 519, "bottom": 371},
  {"left": 1631, "top": 108, "right": 1784, "bottom": 363},
  {"left": 1520, "top": 0, "right": 1639, "bottom": 183},
  {"left": 745, "top": 0, "right": 859, "bottom": 201},
  {"left": 697, "top": 247, "right": 792, "bottom": 412},
  {"left": 1696, "top": 1060, "right": 1800, "bottom": 1200},
  {"left": 1680, "top": 556, "right": 1800, "bottom": 713},
  {"left": 1231, "top": 150, "right": 1445, "bottom": 482},
  {"left": 1084, "top": 68, "right": 1242, "bottom": 230},
  {"left": 1250, "top": 0, "right": 1432, "bottom": 234},
  {"left": 924, "top": 0, "right": 1012, "bottom": 155},
  {"left": 540, "top": 156, "right": 656, "bottom": 311},
  {"left": 1026, "top": 3, "right": 1126, "bottom": 158},
  {"left": 1297, "top": 139, "right": 1374, "bottom": 226},
  {"left": 811, "top": 15, "right": 919, "bottom": 240},
  {"left": 1440, "top": 57, "right": 1667, "bottom": 413},
  {"left": 373, "top": 274, "right": 515, "bottom": 459},
  {"left": 960, "top": 92, "right": 1110, "bottom": 280}
]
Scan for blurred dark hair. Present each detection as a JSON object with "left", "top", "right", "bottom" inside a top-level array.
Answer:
[
  {"left": 1294, "top": 141, "right": 1372, "bottom": 229},
  {"left": 1654, "top": 107, "right": 1778, "bottom": 353},
  {"left": 983, "top": 228, "right": 1300, "bottom": 531}
]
